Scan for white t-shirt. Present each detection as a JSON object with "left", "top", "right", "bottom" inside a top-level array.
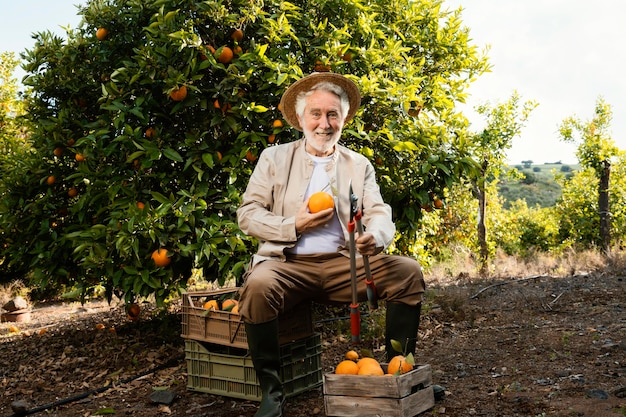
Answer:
[{"left": 287, "top": 154, "right": 344, "bottom": 254}]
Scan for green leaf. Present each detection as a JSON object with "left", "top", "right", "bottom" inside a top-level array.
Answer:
[
  {"left": 201, "top": 153, "right": 214, "bottom": 168},
  {"left": 390, "top": 339, "right": 404, "bottom": 354},
  {"left": 392, "top": 141, "right": 419, "bottom": 152},
  {"left": 360, "top": 348, "right": 374, "bottom": 358},
  {"left": 163, "top": 148, "right": 183, "bottom": 162},
  {"left": 125, "top": 150, "right": 144, "bottom": 162},
  {"left": 276, "top": 73, "right": 288, "bottom": 86},
  {"left": 250, "top": 103, "right": 269, "bottom": 112},
  {"left": 164, "top": 10, "right": 178, "bottom": 23},
  {"left": 153, "top": 194, "right": 173, "bottom": 207},
  {"left": 123, "top": 266, "right": 138, "bottom": 275}
]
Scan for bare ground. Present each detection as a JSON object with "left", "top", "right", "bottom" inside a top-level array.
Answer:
[{"left": 1, "top": 271, "right": 625, "bottom": 417}]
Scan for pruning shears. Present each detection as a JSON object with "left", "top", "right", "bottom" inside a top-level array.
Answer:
[{"left": 348, "top": 181, "right": 379, "bottom": 344}]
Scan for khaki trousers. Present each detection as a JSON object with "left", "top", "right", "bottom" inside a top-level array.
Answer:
[{"left": 238, "top": 253, "right": 426, "bottom": 324}]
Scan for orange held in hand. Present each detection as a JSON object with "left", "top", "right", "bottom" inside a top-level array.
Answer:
[{"left": 308, "top": 191, "right": 334, "bottom": 213}]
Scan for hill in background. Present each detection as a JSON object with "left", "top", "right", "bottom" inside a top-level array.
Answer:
[{"left": 498, "top": 162, "right": 579, "bottom": 208}]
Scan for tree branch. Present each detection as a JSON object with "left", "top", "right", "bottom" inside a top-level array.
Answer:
[{"left": 469, "top": 275, "right": 548, "bottom": 299}]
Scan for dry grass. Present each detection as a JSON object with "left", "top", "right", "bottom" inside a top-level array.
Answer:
[
  {"left": 420, "top": 247, "right": 626, "bottom": 329},
  {"left": 425, "top": 247, "right": 624, "bottom": 286},
  {"left": 0, "top": 279, "right": 30, "bottom": 308}
]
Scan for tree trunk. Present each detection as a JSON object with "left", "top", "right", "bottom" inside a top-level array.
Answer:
[
  {"left": 476, "top": 159, "right": 489, "bottom": 275},
  {"left": 598, "top": 159, "right": 611, "bottom": 253},
  {"left": 477, "top": 183, "right": 488, "bottom": 275}
]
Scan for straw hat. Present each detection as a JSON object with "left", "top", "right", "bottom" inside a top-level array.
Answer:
[{"left": 279, "top": 72, "right": 361, "bottom": 131}]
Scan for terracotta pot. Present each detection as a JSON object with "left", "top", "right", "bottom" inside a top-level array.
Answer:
[{"left": 1, "top": 309, "right": 31, "bottom": 323}]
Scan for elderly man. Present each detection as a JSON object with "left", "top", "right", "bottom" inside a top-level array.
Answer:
[{"left": 237, "top": 72, "right": 426, "bottom": 417}]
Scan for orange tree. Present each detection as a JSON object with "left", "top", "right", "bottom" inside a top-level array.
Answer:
[
  {"left": 467, "top": 92, "right": 536, "bottom": 274},
  {"left": 555, "top": 154, "right": 626, "bottom": 250},
  {"left": 559, "top": 98, "right": 621, "bottom": 252},
  {"left": 0, "top": 0, "right": 487, "bottom": 304},
  {"left": 0, "top": 52, "right": 33, "bottom": 283}
]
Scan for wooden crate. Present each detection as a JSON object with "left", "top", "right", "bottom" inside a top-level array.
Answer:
[{"left": 323, "top": 364, "right": 435, "bottom": 417}]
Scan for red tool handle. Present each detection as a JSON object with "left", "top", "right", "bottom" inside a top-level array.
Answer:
[
  {"left": 350, "top": 303, "right": 361, "bottom": 344},
  {"left": 348, "top": 217, "right": 360, "bottom": 343}
]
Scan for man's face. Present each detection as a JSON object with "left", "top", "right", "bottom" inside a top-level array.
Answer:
[{"left": 298, "top": 89, "right": 345, "bottom": 157}]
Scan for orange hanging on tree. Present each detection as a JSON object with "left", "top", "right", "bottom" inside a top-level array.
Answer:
[
  {"left": 151, "top": 248, "right": 171, "bottom": 267},
  {"left": 169, "top": 85, "right": 188, "bottom": 101}
]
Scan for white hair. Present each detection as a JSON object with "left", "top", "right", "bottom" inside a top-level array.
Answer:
[{"left": 294, "top": 81, "right": 350, "bottom": 119}]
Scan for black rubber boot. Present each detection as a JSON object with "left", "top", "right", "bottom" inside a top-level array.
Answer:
[
  {"left": 245, "top": 319, "right": 285, "bottom": 417},
  {"left": 385, "top": 302, "right": 446, "bottom": 401},
  {"left": 385, "top": 302, "right": 421, "bottom": 361}
]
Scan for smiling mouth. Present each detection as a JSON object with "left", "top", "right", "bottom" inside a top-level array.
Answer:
[{"left": 315, "top": 131, "right": 334, "bottom": 139}]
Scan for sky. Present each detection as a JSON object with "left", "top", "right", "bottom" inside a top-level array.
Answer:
[
  {"left": 2, "top": 1, "right": 626, "bottom": 165},
  {"left": 1, "top": 1, "right": 84, "bottom": 83},
  {"left": 446, "top": 0, "right": 626, "bottom": 164}
]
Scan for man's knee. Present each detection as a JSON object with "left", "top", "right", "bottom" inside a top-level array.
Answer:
[
  {"left": 238, "top": 265, "right": 283, "bottom": 323},
  {"left": 241, "top": 268, "right": 271, "bottom": 295},
  {"left": 382, "top": 255, "right": 425, "bottom": 303},
  {"left": 241, "top": 273, "right": 275, "bottom": 302},
  {"left": 392, "top": 255, "right": 424, "bottom": 281}
]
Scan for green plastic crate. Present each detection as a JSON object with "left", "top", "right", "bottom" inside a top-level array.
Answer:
[{"left": 185, "top": 333, "right": 322, "bottom": 401}]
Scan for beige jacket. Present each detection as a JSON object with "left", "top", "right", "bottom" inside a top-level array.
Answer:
[{"left": 237, "top": 139, "right": 395, "bottom": 266}]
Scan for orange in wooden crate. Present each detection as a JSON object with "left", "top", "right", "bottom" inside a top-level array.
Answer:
[{"left": 323, "top": 364, "right": 435, "bottom": 417}]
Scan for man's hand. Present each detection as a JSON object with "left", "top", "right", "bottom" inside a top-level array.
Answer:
[
  {"left": 295, "top": 200, "right": 334, "bottom": 235},
  {"left": 356, "top": 232, "right": 381, "bottom": 256}
]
